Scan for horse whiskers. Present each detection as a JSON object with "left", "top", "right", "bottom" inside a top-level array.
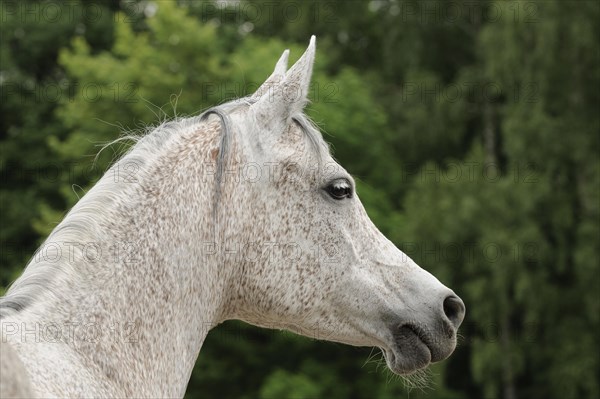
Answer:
[
  {"left": 400, "top": 368, "right": 435, "bottom": 392},
  {"left": 362, "top": 347, "right": 385, "bottom": 371}
]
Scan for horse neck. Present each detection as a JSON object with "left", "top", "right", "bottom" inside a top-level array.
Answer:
[{"left": 7, "top": 120, "right": 231, "bottom": 397}]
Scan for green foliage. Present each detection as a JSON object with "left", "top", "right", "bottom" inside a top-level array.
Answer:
[
  {"left": 1, "top": 1, "right": 598, "bottom": 398},
  {"left": 259, "top": 369, "right": 322, "bottom": 399}
]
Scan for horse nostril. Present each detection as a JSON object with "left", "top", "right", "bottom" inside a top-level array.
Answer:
[{"left": 443, "top": 295, "right": 466, "bottom": 328}]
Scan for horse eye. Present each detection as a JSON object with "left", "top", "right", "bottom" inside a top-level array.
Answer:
[{"left": 325, "top": 179, "right": 353, "bottom": 200}]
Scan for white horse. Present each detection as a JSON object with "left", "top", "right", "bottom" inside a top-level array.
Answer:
[{"left": 0, "top": 37, "right": 465, "bottom": 398}]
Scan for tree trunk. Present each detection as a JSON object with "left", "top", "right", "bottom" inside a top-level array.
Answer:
[{"left": 483, "top": 100, "right": 517, "bottom": 399}]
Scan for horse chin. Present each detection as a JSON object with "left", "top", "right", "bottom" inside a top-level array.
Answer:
[{"left": 382, "top": 325, "right": 433, "bottom": 375}]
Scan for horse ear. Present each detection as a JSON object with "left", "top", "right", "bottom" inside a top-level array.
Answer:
[
  {"left": 251, "top": 36, "right": 316, "bottom": 131},
  {"left": 251, "top": 49, "right": 290, "bottom": 100}
]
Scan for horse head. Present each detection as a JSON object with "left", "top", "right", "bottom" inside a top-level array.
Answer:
[{"left": 213, "top": 37, "right": 465, "bottom": 375}]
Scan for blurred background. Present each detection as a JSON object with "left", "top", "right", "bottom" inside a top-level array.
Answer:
[{"left": 1, "top": 1, "right": 598, "bottom": 398}]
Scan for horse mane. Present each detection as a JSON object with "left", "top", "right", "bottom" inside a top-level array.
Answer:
[{"left": 0, "top": 96, "right": 328, "bottom": 319}]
